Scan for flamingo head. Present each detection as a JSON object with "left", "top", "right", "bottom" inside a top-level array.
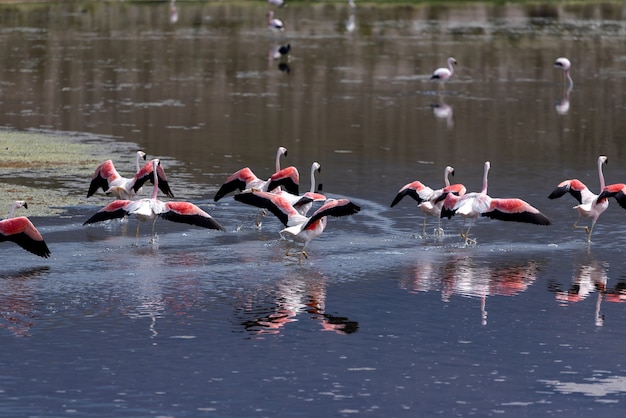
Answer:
[
  {"left": 599, "top": 155, "right": 608, "bottom": 166},
  {"left": 554, "top": 57, "right": 571, "bottom": 72},
  {"left": 137, "top": 150, "right": 147, "bottom": 161},
  {"left": 278, "top": 146, "right": 287, "bottom": 157},
  {"left": 445, "top": 166, "right": 455, "bottom": 177},
  {"left": 313, "top": 162, "right": 321, "bottom": 173},
  {"left": 448, "top": 57, "right": 457, "bottom": 66}
]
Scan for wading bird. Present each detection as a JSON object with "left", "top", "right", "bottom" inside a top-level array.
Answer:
[
  {"left": 88, "top": 151, "right": 174, "bottom": 199},
  {"left": 548, "top": 156, "right": 608, "bottom": 242},
  {"left": 391, "top": 166, "right": 466, "bottom": 236},
  {"left": 84, "top": 159, "right": 224, "bottom": 242},
  {"left": 213, "top": 146, "right": 299, "bottom": 202},
  {"left": 0, "top": 201, "right": 51, "bottom": 258},
  {"left": 554, "top": 57, "right": 573, "bottom": 87},
  {"left": 267, "top": 11, "right": 284, "bottom": 32},
  {"left": 233, "top": 190, "right": 360, "bottom": 263},
  {"left": 441, "top": 161, "right": 551, "bottom": 244},
  {"left": 430, "top": 57, "right": 457, "bottom": 90},
  {"left": 267, "top": 161, "right": 326, "bottom": 216}
]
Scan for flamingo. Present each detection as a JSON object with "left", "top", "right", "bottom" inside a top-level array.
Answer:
[
  {"left": 213, "top": 146, "right": 299, "bottom": 202},
  {"left": 268, "top": 0, "right": 285, "bottom": 7},
  {"left": 554, "top": 57, "right": 573, "bottom": 87},
  {"left": 267, "top": 161, "right": 326, "bottom": 216},
  {"left": 597, "top": 183, "right": 626, "bottom": 209},
  {"left": 267, "top": 11, "right": 284, "bottom": 32},
  {"left": 391, "top": 166, "right": 466, "bottom": 236},
  {"left": 84, "top": 159, "right": 225, "bottom": 241},
  {"left": 548, "top": 156, "right": 609, "bottom": 242},
  {"left": 430, "top": 57, "right": 457, "bottom": 90},
  {"left": 270, "top": 44, "right": 291, "bottom": 61},
  {"left": 441, "top": 161, "right": 551, "bottom": 244},
  {"left": 87, "top": 151, "right": 174, "bottom": 199},
  {"left": 0, "top": 201, "right": 51, "bottom": 258},
  {"left": 233, "top": 190, "right": 360, "bottom": 262}
]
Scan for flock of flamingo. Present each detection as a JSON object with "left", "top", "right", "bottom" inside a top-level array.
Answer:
[{"left": 0, "top": 52, "right": 619, "bottom": 262}]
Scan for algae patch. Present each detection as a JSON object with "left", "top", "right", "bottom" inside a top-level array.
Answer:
[{"left": 0, "top": 129, "right": 140, "bottom": 217}]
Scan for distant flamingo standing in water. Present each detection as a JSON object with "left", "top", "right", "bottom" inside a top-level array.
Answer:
[
  {"left": 0, "top": 201, "right": 51, "bottom": 258},
  {"left": 84, "top": 159, "right": 224, "bottom": 242},
  {"left": 430, "top": 57, "right": 457, "bottom": 90},
  {"left": 267, "top": 11, "right": 284, "bottom": 32},
  {"left": 233, "top": 190, "right": 360, "bottom": 263},
  {"left": 554, "top": 57, "right": 573, "bottom": 87},
  {"left": 441, "top": 161, "right": 551, "bottom": 244},
  {"left": 391, "top": 166, "right": 466, "bottom": 236},
  {"left": 549, "top": 156, "right": 609, "bottom": 242}
]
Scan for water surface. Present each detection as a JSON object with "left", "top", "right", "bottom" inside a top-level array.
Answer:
[{"left": 1, "top": 2, "right": 626, "bottom": 417}]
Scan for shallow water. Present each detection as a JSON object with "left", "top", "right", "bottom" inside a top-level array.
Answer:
[{"left": 2, "top": 2, "right": 626, "bottom": 417}]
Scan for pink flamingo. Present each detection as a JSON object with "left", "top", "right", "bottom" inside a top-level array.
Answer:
[
  {"left": 267, "top": 161, "right": 326, "bottom": 216},
  {"left": 391, "top": 165, "right": 466, "bottom": 236},
  {"left": 441, "top": 161, "right": 551, "bottom": 244},
  {"left": 597, "top": 183, "right": 626, "bottom": 209},
  {"left": 214, "top": 146, "right": 299, "bottom": 202},
  {"left": 88, "top": 151, "right": 174, "bottom": 199},
  {"left": 267, "top": 11, "right": 284, "bottom": 32},
  {"left": 233, "top": 190, "right": 360, "bottom": 262},
  {"left": 430, "top": 57, "right": 457, "bottom": 90},
  {"left": 554, "top": 57, "right": 573, "bottom": 87},
  {"left": 548, "top": 155, "right": 608, "bottom": 242},
  {"left": 84, "top": 159, "right": 224, "bottom": 240},
  {"left": 0, "top": 201, "right": 51, "bottom": 258}
]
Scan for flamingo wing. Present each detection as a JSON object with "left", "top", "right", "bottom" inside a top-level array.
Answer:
[
  {"left": 390, "top": 181, "right": 434, "bottom": 207},
  {"left": 87, "top": 160, "right": 120, "bottom": 197},
  {"left": 482, "top": 198, "right": 552, "bottom": 225},
  {"left": 548, "top": 179, "right": 589, "bottom": 204},
  {"left": 161, "top": 202, "right": 225, "bottom": 231},
  {"left": 598, "top": 183, "right": 626, "bottom": 209},
  {"left": 0, "top": 217, "right": 51, "bottom": 258},
  {"left": 303, "top": 199, "right": 361, "bottom": 230},
  {"left": 83, "top": 200, "right": 131, "bottom": 225},
  {"left": 439, "top": 193, "right": 462, "bottom": 219},
  {"left": 214, "top": 168, "right": 258, "bottom": 202},
  {"left": 233, "top": 190, "right": 299, "bottom": 227},
  {"left": 133, "top": 161, "right": 175, "bottom": 198},
  {"left": 267, "top": 166, "right": 300, "bottom": 195}
]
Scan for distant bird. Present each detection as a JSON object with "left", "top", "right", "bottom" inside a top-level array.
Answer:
[
  {"left": 549, "top": 156, "right": 609, "bottom": 242},
  {"left": 268, "top": 0, "right": 285, "bottom": 7},
  {"left": 391, "top": 166, "right": 465, "bottom": 236},
  {"left": 441, "top": 161, "right": 551, "bottom": 244},
  {"left": 267, "top": 161, "right": 326, "bottom": 216},
  {"left": 84, "top": 159, "right": 224, "bottom": 241},
  {"left": 213, "top": 146, "right": 299, "bottom": 202},
  {"left": 233, "top": 190, "right": 360, "bottom": 262},
  {"left": 267, "top": 11, "right": 284, "bottom": 32},
  {"left": 430, "top": 57, "right": 457, "bottom": 89},
  {"left": 554, "top": 57, "right": 573, "bottom": 87},
  {"left": 169, "top": 0, "right": 178, "bottom": 24},
  {"left": 0, "top": 201, "right": 51, "bottom": 258},
  {"left": 87, "top": 151, "right": 174, "bottom": 199}
]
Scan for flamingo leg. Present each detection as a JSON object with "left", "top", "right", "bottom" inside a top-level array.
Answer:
[
  {"left": 461, "top": 219, "right": 476, "bottom": 245},
  {"left": 422, "top": 217, "right": 427, "bottom": 237}
]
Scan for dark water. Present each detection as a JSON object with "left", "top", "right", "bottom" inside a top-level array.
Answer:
[{"left": 2, "top": 2, "right": 626, "bottom": 417}]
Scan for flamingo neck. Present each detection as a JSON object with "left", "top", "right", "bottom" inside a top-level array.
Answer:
[
  {"left": 136, "top": 153, "right": 142, "bottom": 172},
  {"left": 598, "top": 159, "right": 606, "bottom": 191},
  {"left": 565, "top": 71, "right": 573, "bottom": 88},
  {"left": 481, "top": 163, "right": 490, "bottom": 194},
  {"left": 151, "top": 161, "right": 159, "bottom": 200},
  {"left": 448, "top": 59, "right": 455, "bottom": 76},
  {"left": 444, "top": 167, "right": 451, "bottom": 187},
  {"left": 7, "top": 201, "right": 20, "bottom": 218},
  {"left": 275, "top": 148, "right": 282, "bottom": 172},
  {"left": 309, "top": 165, "right": 317, "bottom": 193}
]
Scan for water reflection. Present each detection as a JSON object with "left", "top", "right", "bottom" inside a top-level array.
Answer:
[
  {"left": 401, "top": 255, "right": 538, "bottom": 325},
  {"left": 555, "top": 82, "right": 572, "bottom": 115},
  {"left": 431, "top": 94, "right": 453, "bottom": 128},
  {"left": 0, "top": 267, "right": 49, "bottom": 337},
  {"left": 236, "top": 270, "right": 358, "bottom": 336},
  {"left": 169, "top": 0, "right": 178, "bottom": 25},
  {"left": 548, "top": 255, "right": 626, "bottom": 327}
]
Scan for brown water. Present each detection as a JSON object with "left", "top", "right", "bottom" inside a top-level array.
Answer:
[{"left": 1, "top": 2, "right": 626, "bottom": 417}]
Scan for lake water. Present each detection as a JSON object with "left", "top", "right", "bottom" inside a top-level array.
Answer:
[{"left": 1, "top": 1, "right": 626, "bottom": 417}]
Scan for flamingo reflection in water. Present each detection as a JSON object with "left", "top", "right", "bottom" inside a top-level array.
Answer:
[
  {"left": 431, "top": 94, "right": 453, "bottom": 128},
  {"left": 237, "top": 272, "right": 358, "bottom": 336},
  {"left": 548, "top": 257, "right": 626, "bottom": 327},
  {"left": 400, "top": 255, "right": 538, "bottom": 325},
  {"left": 0, "top": 267, "right": 49, "bottom": 337}
]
